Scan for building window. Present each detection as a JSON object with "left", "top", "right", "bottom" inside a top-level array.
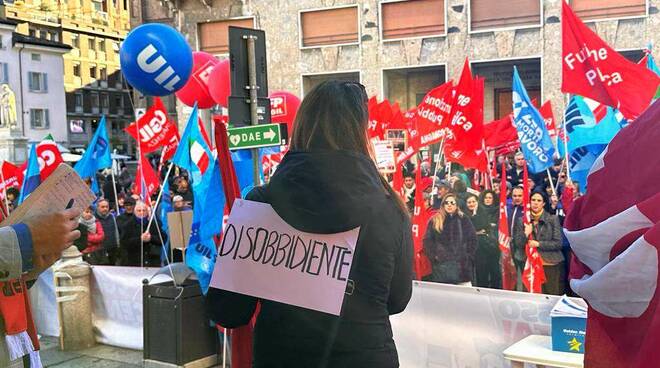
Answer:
[
  {"left": 470, "top": 0, "right": 541, "bottom": 32},
  {"left": 73, "top": 63, "right": 81, "bottom": 77},
  {"left": 88, "top": 38, "right": 95, "bottom": 51},
  {"left": 383, "top": 65, "right": 447, "bottom": 110},
  {"left": 114, "top": 94, "right": 123, "bottom": 108},
  {"left": 100, "top": 67, "right": 107, "bottom": 80},
  {"left": 0, "top": 63, "right": 8, "bottom": 83},
  {"left": 101, "top": 93, "right": 109, "bottom": 108},
  {"left": 31, "top": 53, "right": 41, "bottom": 61},
  {"left": 91, "top": 92, "right": 99, "bottom": 108},
  {"left": 89, "top": 65, "right": 97, "bottom": 79},
  {"left": 30, "top": 109, "right": 50, "bottom": 129},
  {"left": 302, "top": 71, "right": 360, "bottom": 95},
  {"left": 198, "top": 18, "right": 254, "bottom": 55},
  {"left": 29, "top": 29, "right": 36, "bottom": 38},
  {"left": 570, "top": 0, "right": 646, "bottom": 20},
  {"left": 92, "top": 0, "right": 103, "bottom": 12},
  {"left": 39, "top": 30, "right": 47, "bottom": 40},
  {"left": 123, "top": 0, "right": 128, "bottom": 10},
  {"left": 300, "top": 6, "right": 359, "bottom": 48},
  {"left": 99, "top": 39, "right": 106, "bottom": 52},
  {"left": 381, "top": 0, "right": 445, "bottom": 41},
  {"left": 71, "top": 34, "right": 79, "bottom": 48},
  {"left": 471, "top": 58, "right": 541, "bottom": 122},
  {"left": 28, "top": 72, "right": 48, "bottom": 92},
  {"left": 49, "top": 31, "right": 59, "bottom": 42},
  {"left": 75, "top": 92, "right": 83, "bottom": 108},
  {"left": 70, "top": 120, "right": 85, "bottom": 134}
]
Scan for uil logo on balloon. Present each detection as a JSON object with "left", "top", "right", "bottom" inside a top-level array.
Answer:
[{"left": 120, "top": 23, "right": 193, "bottom": 96}]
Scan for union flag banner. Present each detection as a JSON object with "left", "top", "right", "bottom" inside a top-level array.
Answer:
[
  {"left": 126, "top": 97, "right": 180, "bottom": 154},
  {"left": 561, "top": 1, "right": 660, "bottom": 120}
]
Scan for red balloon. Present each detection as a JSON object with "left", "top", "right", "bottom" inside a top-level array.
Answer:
[
  {"left": 208, "top": 59, "right": 231, "bottom": 107},
  {"left": 269, "top": 91, "right": 301, "bottom": 136},
  {"left": 175, "top": 51, "right": 218, "bottom": 109}
]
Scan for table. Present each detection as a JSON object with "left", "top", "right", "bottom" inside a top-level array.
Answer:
[{"left": 503, "top": 335, "right": 584, "bottom": 368}]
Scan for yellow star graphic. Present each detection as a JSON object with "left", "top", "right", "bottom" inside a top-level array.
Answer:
[{"left": 568, "top": 337, "right": 582, "bottom": 352}]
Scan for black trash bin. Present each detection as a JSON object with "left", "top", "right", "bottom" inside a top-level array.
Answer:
[{"left": 143, "top": 279, "right": 218, "bottom": 367}]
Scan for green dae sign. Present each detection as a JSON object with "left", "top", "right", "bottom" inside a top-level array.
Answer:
[{"left": 227, "top": 123, "right": 282, "bottom": 150}]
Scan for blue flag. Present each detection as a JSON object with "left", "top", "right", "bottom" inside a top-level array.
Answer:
[
  {"left": 74, "top": 116, "right": 112, "bottom": 179},
  {"left": 511, "top": 67, "right": 555, "bottom": 173},
  {"left": 559, "top": 96, "right": 623, "bottom": 192},
  {"left": 159, "top": 179, "right": 172, "bottom": 264},
  {"left": 185, "top": 157, "right": 225, "bottom": 294},
  {"left": 18, "top": 144, "right": 40, "bottom": 205}
]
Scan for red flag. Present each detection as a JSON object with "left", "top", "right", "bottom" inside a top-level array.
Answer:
[
  {"left": 484, "top": 114, "right": 518, "bottom": 151},
  {"left": 561, "top": 2, "right": 660, "bottom": 120},
  {"left": 445, "top": 62, "right": 487, "bottom": 171},
  {"left": 367, "top": 97, "right": 385, "bottom": 140},
  {"left": 411, "top": 167, "right": 433, "bottom": 279},
  {"left": 521, "top": 164, "right": 545, "bottom": 293},
  {"left": 133, "top": 154, "right": 160, "bottom": 200},
  {"left": 417, "top": 81, "right": 454, "bottom": 129},
  {"left": 125, "top": 98, "right": 180, "bottom": 153},
  {"left": 564, "top": 100, "right": 660, "bottom": 367},
  {"left": 35, "top": 135, "right": 63, "bottom": 180},
  {"left": 538, "top": 100, "right": 557, "bottom": 138},
  {"left": 498, "top": 163, "right": 517, "bottom": 290},
  {"left": 392, "top": 164, "right": 404, "bottom": 197},
  {"left": 0, "top": 161, "right": 21, "bottom": 200}
]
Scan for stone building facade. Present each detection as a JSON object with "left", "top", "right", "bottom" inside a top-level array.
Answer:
[{"left": 136, "top": 0, "right": 659, "bottom": 126}]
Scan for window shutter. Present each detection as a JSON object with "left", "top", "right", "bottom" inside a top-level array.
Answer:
[
  {"left": 30, "top": 110, "right": 35, "bottom": 128},
  {"left": 28, "top": 72, "right": 35, "bottom": 91},
  {"left": 45, "top": 110, "right": 50, "bottom": 129},
  {"left": 43, "top": 73, "right": 48, "bottom": 92},
  {"left": 2, "top": 63, "right": 7, "bottom": 83},
  {"left": 300, "top": 7, "right": 359, "bottom": 47},
  {"left": 470, "top": 0, "right": 541, "bottom": 32},
  {"left": 570, "top": 0, "right": 646, "bottom": 20}
]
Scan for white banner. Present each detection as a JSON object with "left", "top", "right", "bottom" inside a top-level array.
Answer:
[
  {"left": 29, "top": 268, "right": 60, "bottom": 337},
  {"left": 90, "top": 266, "right": 159, "bottom": 350},
  {"left": 391, "top": 281, "right": 583, "bottom": 368}
]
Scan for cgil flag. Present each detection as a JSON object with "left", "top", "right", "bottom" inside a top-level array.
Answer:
[
  {"left": 561, "top": 1, "right": 660, "bottom": 120},
  {"left": 133, "top": 154, "right": 160, "bottom": 201},
  {"left": 125, "top": 97, "right": 179, "bottom": 154},
  {"left": 17, "top": 144, "right": 40, "bottom": 205},
  {"left": 512, "top": 66, "right": 555, "bottom": 174},
  {"left": 564, "top": 100, "right": 660, "bottom": 367}
]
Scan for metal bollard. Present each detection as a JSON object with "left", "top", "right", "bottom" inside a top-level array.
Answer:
[{"left": 54, "top": 246, "right": 95, "bottom": 350}]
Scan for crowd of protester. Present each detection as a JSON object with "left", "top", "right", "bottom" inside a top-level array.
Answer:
[
  {"left": 397, "top": 151, "right": 580, "bottom": 295},
  {"left": 3, "top": 147, "right": 579, "bottom": 295}
]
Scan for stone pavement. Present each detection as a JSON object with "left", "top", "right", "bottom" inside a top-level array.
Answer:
[{"left": 40, "top": 336, "right": 143, "bottom": 367}]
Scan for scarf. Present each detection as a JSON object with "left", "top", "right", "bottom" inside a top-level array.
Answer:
[
  {"left": 531, "top": 208, "right": 544, "bottom": 223},
  {"left": 79, "top": 216, "right": 97, "bottom": 233},
  {"left": 0, "top": 277, "right": 42, "bottom": 367}
]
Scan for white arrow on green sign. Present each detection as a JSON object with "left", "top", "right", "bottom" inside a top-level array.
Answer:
[{"left": 227, "top": 123, "right": 282, "bottom": 150}]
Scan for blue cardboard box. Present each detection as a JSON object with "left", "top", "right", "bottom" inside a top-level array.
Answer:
[{"left": 551, "top": 316, "right": 587, "bottom": 354}]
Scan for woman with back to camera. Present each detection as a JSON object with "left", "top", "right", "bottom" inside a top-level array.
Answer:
[
  {"left": 423, "top": 193, "right": 477, "bottom": 285},
  {"left": 206, "top": 80, "right": 414, "bottom": 368}
]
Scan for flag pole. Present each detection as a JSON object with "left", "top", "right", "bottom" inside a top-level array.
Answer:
[
  {"left": 562, "top": 95, "right": 572, "bottom": 182},
  {"left": 146, "top": 162, "right": 174, "bottom": 232},
  {"left": 110, "top": 165, "right": 120, "bottom": 214},
  {"left": 546, "top": 168, "right": 557, "bottom": 197},
  {"left": 430, "top": 135, "right": 447, "bottom": 190}
]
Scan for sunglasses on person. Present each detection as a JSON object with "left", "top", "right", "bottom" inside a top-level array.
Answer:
[{"left": 443, "top": 200, "right": 456, "bottom": 205}]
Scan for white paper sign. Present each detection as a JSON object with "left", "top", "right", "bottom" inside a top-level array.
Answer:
[
  {"left": 209, "top": 199, "right": 360, "bottom": 315},
  {"left": 373, "top": 140, "right": 396, "bottom": 173}
]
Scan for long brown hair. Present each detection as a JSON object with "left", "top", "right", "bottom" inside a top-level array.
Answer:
[
  {"left": 431, "top": 193, "right": 464, "bottom": 232},
  {"left": 289, "top": 80, "right": 408, "bottom": 216}
]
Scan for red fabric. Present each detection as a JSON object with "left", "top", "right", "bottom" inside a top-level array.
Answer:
[
  {"left": 498, "top": 163, "right": 517, "bottom": 290},
  {"left": 0, "top": 278, "right": 40, "bottom": 354},
  {"left": 0, "top": 161, "right": 22, "bottom": 198},
  {"left": 36, "top": 137, "right": 63, "bottom": 180},
  {"left": 133, "top": 154, "right": 160, "bottom": 200},
  {"left": 561, "top": 2, "right": 660, "bottom": 120},
  {"left": 538, "top": 100, "right": 557, "bottom": 138},
  {"left": 125, "top": 98, "right": 180, "bottom": 154},
  {"left": 417, "top": 81, "right": 454, "bottom": 129},
  {"left": 82, "top": 222, "right": 105, "bottom": 254},
  {"left": 214, "top": 120, "right": 254, "bottom": 368},
  {"left": 444, "top": 63, "right": 487, "bottom": 171},
  {"left": 392, "top": 165, "right": 403, "bottom": 197},
  {"left": 484, "top": 114, "right": 518, "bottom": 151},
  {"left": 564, "top": 100, "right": 660, "bottom": 367},
  {"left": 561, "top": 184, "right": 575, "bottom": 217},
  {"left": 367, "top": 96, "right": 385, "bottom": 140},
  {"left": 412, "top": 168, "right": 433, "bottom": 279},
  {"left": 521, "top": 164, "right": 546, "bottom": 293}
]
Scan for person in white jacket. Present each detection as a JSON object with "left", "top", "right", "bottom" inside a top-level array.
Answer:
[{"left": 1, "top": 208, "right": 81, "bottom": 367}]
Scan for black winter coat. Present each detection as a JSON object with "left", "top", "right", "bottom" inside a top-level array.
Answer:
[
  {"left": 118, "top": 217, "right": 164, "bottom": 267},
  {"left": 423, "top": 213, "right": 477, "bottom": 283},
  {"left": 206, "top": 150, "right": 413, "bottom": 368},
  {"left": 512, "top": 210, "right": 563, "bottom": 264}
]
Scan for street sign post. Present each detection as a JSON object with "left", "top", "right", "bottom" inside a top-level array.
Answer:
[{"left": 227, "top": 123, "right": 283, "bottom": 151}]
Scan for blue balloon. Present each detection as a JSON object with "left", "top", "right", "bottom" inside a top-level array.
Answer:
[{"left": 120, "top": 23, "right": 193, "bottom": 96}]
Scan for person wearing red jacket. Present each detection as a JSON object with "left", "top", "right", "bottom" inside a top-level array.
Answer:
[{"left": 80, "top": 206, "right": 106, "bottom": 264}]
